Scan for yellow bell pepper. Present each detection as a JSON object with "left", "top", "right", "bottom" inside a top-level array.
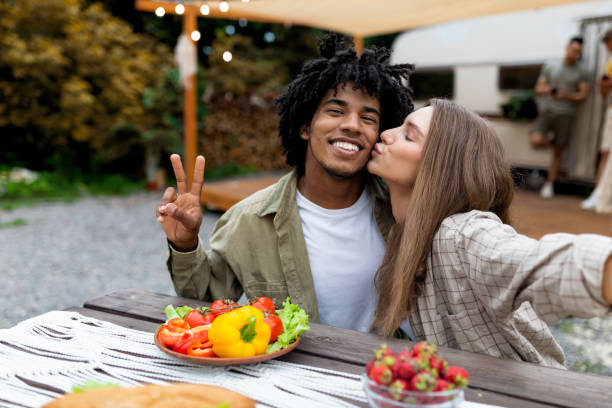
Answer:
[{"left": 208, "top": 305, "right": 271, "bottom": 358}]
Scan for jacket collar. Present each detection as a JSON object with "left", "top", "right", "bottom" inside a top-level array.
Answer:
[
  {"left": 256, "top": 168, "right": 298, "bottom": 217},
  {"left": 256, "top": 168, "right": 389, "bottom": 217}
]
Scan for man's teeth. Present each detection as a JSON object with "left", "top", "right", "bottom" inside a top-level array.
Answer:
[{"left": 333, "top": 141, "right": 359, "bottom": 152}]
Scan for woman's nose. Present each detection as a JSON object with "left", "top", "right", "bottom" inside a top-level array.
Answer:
[{"left": 380, "top": 129, "right": 394, "bottom": 144}]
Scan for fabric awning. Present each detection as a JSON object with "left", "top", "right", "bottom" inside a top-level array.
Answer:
[{"left": 137, "top": 0, "right": 599, "bottom": 38}]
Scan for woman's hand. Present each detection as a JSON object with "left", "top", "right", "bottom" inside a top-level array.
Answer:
[{"left": 156, "top": 154, "right": 205, "bottom": 251}]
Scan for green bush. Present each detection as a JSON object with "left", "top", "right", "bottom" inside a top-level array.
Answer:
[
  {"left": 501, "top": 90, "right": 538, "bottom": 120},
  {"left": 0, "top": 169, "right": 145, "bottom": 209},
  {"left": 0, "top": 0, "right": 173, "bottom": 174}
]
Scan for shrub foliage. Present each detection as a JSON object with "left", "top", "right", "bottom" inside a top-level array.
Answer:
[{"left": 0, "top": 0, "right": 173, "bottom": 171}]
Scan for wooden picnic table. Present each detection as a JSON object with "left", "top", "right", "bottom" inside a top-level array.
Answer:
[{"left": 51, "top": 288, "right": 611, "bottom": 408}]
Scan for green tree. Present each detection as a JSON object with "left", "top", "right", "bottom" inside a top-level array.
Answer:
[
  {"left": 206, "top": 33, "right": 289, "bottom": 96},
  {"left": 0, "top": 0, "right": 174, "bottom": 171}
]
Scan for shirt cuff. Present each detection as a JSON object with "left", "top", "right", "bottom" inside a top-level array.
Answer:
[
  {"left": 167, "top": 238, "right": 201, "bottom": 268},
  {"left": 563, "top": 234, "right": 612, "bottom": 313}
]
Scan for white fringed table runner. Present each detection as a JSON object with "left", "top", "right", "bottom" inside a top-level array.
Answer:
[
  {"left": 0, "top": 311, "right": 503, "bottom": 408},
  {"left": 0, "top": 311, "right": 365, "bottom": 408}
]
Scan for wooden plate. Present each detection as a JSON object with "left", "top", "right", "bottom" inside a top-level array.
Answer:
[{"left": 154, "top": 332, "right": 300, "bottom": 366}]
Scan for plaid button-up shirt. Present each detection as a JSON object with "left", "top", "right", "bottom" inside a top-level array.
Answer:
[{"left": 408, "top": 210, "right": 612, "bottom": 368}]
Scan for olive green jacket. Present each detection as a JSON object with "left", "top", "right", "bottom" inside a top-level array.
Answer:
[{"left": 166, "top": 168, "right": 394, "bottom": 323}]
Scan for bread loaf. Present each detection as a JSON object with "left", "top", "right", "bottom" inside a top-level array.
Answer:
[{"left": 42, "top": 383, "right": 255, "bottom": 408}]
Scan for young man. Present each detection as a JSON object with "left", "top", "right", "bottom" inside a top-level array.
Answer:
[
  {"left": 155, "top": 34, "right": 414, "bottom": 332},
  {"left": 529, "top": 36, "right": 590, "bottom": 198},
  {"left": 582, "top": 28, "right": 612, "bottom": 211}
]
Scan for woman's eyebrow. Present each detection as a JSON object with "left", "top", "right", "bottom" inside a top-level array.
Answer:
[{"left": 407, "top": 121, "right": 425, "bottom": 138}]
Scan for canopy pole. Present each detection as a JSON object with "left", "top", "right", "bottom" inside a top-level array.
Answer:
[
  {"left": 182, "top": 11, "right": 197, "bottom": 186},
  {"left": 353, "top": 36, "right": 364, "bottom": 56}
]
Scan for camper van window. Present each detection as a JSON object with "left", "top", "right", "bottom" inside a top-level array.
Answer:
[
  {"left": 498, "top": 64, "right": 542, "bottom": 90},
  {"left": 410, "top": 69, "right": 454, "bottom": 100}
]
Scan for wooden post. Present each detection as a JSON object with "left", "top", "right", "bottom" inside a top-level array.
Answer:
[
  {"left": 353, "top": 36, "right": 364, "bottom": 56},
  {"left": 183, "top": 11, "right": 197, "bottom": 186}
]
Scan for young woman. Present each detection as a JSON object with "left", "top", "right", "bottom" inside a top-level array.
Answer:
[{"left": 368, "top": 99, "right": 612, "bottom": 368}]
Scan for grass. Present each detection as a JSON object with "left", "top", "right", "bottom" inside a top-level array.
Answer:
[
  {"left": 0, "top": 218, "right": 27, "bottom": 229},
  {"left": 1, "top": 163, "right": 264, "bottom": 211},
  {"left": 0, "top": 170, "right": 146, "bottom": 211}
]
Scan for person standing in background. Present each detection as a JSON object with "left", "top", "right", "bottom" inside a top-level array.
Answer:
[
  {"left": 582, "top": 29, "right": 612, "bottom": 211},
  {"left": 529, "top": 37, "right": 590, "bottom": 199}
]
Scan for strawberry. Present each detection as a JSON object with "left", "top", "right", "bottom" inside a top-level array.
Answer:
[
  {"left": 444, "top": 366, "right": 469, "bottom": 388},
  {"left": 434, "top": 378, "right": 454, "bottom": 392},
  {"left": 429, "top": 354, "right": 448, "bottom": 377},
  {"left": 411, "top": 355, "right": 430, "bottom": 371},
  {"left": 410, "top": 371, "right": 437, "bottom": 392},
  {"left": 374, "top": 343, "right": 394, "bottom": 359},
  {"left": 397, "top": 348, "right": 413, "bottom": 361},
  {"left": 386, "top": 356, "right": 403, "bottom": 380},
  {"left": 397, "top": 358, "right": 419, "bottom": 380},
  {"left": 369, "top": 364, "right": 393, "bottom": 385},
  {"left": 412, "top": 341, "right": 438, "bottom": 358},
  {"left": 388, "top": 378, "right": 410, "bottom": 400},
  {"left": 365, "top": 359, "right": 375, "bottom": 376}
]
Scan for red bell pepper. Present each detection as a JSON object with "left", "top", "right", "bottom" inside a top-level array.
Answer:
[
  {"left": 187, "top": 340, "right": 215, "bottom": 357},
  {"left": 158, "top": 318, "right": 191, "bottom": 347},
  {"left": 167, "top": 318, "right": 190, "bottom": 331},
  {"left": 173, "top": 326, "right": 212, "bottom": 355},
  {"left": 158, "top": 326, "right": 184, "bottom": 347}
]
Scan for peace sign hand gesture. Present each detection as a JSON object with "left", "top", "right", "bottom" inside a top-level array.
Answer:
[{"left": 156, "top": 154, "right": 205, "bottom": 251}]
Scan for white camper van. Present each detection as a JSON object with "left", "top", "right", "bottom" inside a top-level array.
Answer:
[{"left": 391, "top": 1, "right": 612, "bottom": 183}]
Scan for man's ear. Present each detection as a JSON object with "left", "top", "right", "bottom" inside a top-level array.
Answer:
[{"left": 299, "top": 124, "right": 310, "bottom": 141}]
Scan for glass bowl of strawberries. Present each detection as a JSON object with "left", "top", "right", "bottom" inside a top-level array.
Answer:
[{"left": 362, "top": 342, "right": 467, "bottom": 408}]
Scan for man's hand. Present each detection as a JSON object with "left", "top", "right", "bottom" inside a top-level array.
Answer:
[
  {"left": 156, "top": 154, "right": 205, "bottom": 251},
  {"left": 534, "top": 77, "right": 552, "bottom": 96},
  {"left": 598, "top": 76, "right": 612, "bottom": 98}
]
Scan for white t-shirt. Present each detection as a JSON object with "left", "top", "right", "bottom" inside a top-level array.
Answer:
[{"left": 296, "top": 187, "right": 386, "bottom": 332}]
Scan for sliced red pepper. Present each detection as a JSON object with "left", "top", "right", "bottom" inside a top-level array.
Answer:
[
  {"left": 187, "top": 342, "right": 215, "bottom": 357},
  {"left": 158, "top": 326, "right": 185, "bottom": 347},
  {"left": 168, "top": 318, "right": 190, "bottom": 331},
  {"left": 186, "top": 325, "right": 210, "bottom": 335},
  {"left": 174, "top": 329, "right": 209, "bottom": 354}
]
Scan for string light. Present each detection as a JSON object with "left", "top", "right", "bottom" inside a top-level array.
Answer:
[
  {"left": 175, "top": 4, "right": 185, "bottom": 14},
  {"left": 222, "top": 51, "right": 233, "bottom": 62},
  {"left": 200, "top": 4, "right": 210, "bottom": 15},
  {"left": 264, "top": 31, "right": 275, "bottom": 43},
  {"left": 155, "top": 7, "right": 165, "bottom": 17},
  {"left": 219, "top": 1, "right": 229, "bottom": 12},
  {"left": 191, "top": 30, "right": 201, "bottom": 41},
  {"left": 242, "top": 0, "right": 250, "bottom": 2}
]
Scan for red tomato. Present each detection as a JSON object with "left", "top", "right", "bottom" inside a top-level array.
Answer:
[
  {"left": 251, "top": 297, "right": 276, "bottom": 315},
  {"left": 210, "top": 299, "right": 239, "bottom": 317},
  {"left": 184, "top": 309, "right": 215, "bottom": 327},
  {"left": 264, "top": 314, "right": 284, "bottom": 343}
]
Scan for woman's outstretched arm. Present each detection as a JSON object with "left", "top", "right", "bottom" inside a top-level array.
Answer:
[{"left": 603, "top": 256, "right": 612, "bottom": 304}]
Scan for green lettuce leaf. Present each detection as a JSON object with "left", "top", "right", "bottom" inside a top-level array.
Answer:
[
  {"left": 164, "top": 304, "right": 193, "bottom": 321},
  {"left": 72, "top": 379, "right": 119, "bottom": 393},
  {"left": 266, "top": 297, "right": 310, "bottom": 353}
]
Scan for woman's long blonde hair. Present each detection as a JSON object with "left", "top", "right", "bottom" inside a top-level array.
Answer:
[{"left": 372, "top": 99, "right": 515, "bottom": 336}]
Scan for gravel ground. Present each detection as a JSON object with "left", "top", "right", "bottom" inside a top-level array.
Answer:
[
  {"left": 0, "top": 192, "right": 218, "bottom": 328},
  {"left": 1, "top": 192, "right": 611, "bottom": 376}
]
